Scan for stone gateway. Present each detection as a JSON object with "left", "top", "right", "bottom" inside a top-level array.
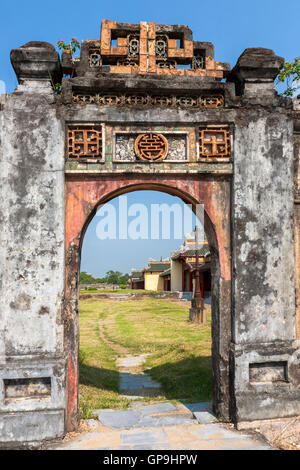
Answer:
[{"left": 0, "top": 20, "right": 300, "bottom": 447}]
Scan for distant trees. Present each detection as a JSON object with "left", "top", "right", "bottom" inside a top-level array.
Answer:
[
  {"left": 104, "top": 270, "right": 129, "bottom": 285},
  {"left": 79, "top": 272, "right": 97, "bottom": 283},
  {"left": 79, "top": 270, "right": 129, "bottom": 285}
]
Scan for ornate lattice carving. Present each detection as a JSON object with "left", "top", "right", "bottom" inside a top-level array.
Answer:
[
  {"left": 124, "top": 95, "right": 148, "bottom": 105},
  {"left": 101, "top": 95, "right": 122, "bottom": 105},
  {"left": 68, "top": 126, "right": 103, "bottom": 159},
  {"left": 199, "top": 128, "right": 231, "bottom": 158},
  {"left": 135, "top": 133, "right": 168, "bottom": 161},
  {"left": 97, "top": 21, "right": 228, "bottom": 78},
  {"left": 199, "top": 96, "right": 223, "bottom": 108},
  {"left": 117, "top": 58, "right": 138, "bottom": 67},
  {"left": 115, "top": 133, "right": 187, "bottom": 161},
  {"left": 156, "top": 36, "right": 168, "bottom": 58},
  {"left": 89, "top": 49, "right": 101, "bottom": 67},
  {"left": 128, "top": 35, "right": 140, "bottom": 58},
  {"left": 157, "top": 60, "right": 177, "bottom": 69},
  {"left": 192, "top": 55, "right": 205, "bottom": 70},
  {"left": 72, "top": 92, "right": 224, "bottom": 109},
  {"left": 175, "top": 96, "right": 198, "bottom": 107},
  {"left": 151, "top": 95, "right": 173, "bottom": 107}
]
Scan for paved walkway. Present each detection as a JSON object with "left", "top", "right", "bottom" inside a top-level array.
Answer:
[
  {"left": 52, "top": 342, "right": 273, "bottom": 450},
  {"left": 52, "top": 402, "right": 274, "bottom": 450},
  {"left": 117, "top": 354, "right": 161, "bottom": 398}
]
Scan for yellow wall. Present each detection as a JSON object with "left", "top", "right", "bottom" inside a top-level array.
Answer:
[
  {"left": 171, "top": 259, "right": 182, "bottom": 292},
  {"left": 144, "top": 272, "right": 164, "bottom": 291}
]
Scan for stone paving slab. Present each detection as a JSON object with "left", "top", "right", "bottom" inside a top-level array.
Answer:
[
  {"left": 117, "top": 353, "right": 162, "bottom": 398},
  {"left": 133, "top": 402, "right": 177, "bottom": 415},
  {"left": 182, "top": 402, "right": 212, "bottom": 413},
  {"left": 194, "top": 411, "right": 216, "bottom": 424},
  {"left": 52, "top": 402, "right": 274, "bottom": 450},
  {"left": 117, "top": 355, "right": 149, "bottom": 368},
  {"left": 52, "top": 422, "right": 274, "bottom": 450},
  {"left": 155, "top": 414, "right": 194, "bottom": 426},
  {"left": 121, "top": 428, "right": 168, "bottom": 445},
  {"left": 132, "top": 416, "right": 161, "bottom": 428},
  {"left": 119, "top": 373, "right": 161, "bottom": 391},
  {"left": 131, "top": 414, "right": 194, "bottom": 428},
  {"left": 97, "top": 410, "right": 141, "bottom": 428},
  {"left": 97, "top": 405, "right": 194, "bottom": 429}
]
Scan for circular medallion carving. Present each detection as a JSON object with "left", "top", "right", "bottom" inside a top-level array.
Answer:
[{"left": 135, "top": 133, "right": 168, "bottom": 161}]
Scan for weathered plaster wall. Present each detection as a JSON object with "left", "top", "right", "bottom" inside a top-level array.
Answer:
[
  {"left": 0, "top": 88, "right": 66, "bottom": 446},
  {"left": 232, "top": 109, "right": 300, "bottom": 421},
  {"left": 293, "top": 121, "right": 300, "bottom": 340},
  {"left": 233, "top": 112, "right": 295, "bottom": 343},
  {"left": 295, "top": 202, "right": 300, "bottom": 340}
]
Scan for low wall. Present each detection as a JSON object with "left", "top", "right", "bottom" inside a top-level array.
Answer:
[
  {"left": 79, "top": 283, "right": 123, "bottom": 290},
  {"left": 79, "top": 291, "right": 186, "bottom": 300}
]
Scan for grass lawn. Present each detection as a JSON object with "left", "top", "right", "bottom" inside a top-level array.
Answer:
[{"left": 79, "top": 297, "right": 212, "bottom": 418}]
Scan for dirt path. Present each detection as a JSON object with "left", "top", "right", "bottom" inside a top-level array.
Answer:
[{"left": 98, "top": 312, "right": 128, "bottom": 356}]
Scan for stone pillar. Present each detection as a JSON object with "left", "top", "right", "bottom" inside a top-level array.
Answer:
[
  {"left": 0, "top": 43, "right": 65, "bottom": 446},
  {"left": 10, "top": 41, "right": 61, "bottom": 94},
  {"left": 293, "top": 108, "right": 300, "bottom": 341},
  {"left": 229, "top": 49, "right": 300, "bottom": 424}
]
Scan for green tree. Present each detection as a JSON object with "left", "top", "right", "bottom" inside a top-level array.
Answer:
[
  {"left": 79, "top": 270, "right": 129, "bottom": 285},
  {"left": 275, "top": 57, "right": 300, "bottom": 97},
  {"left": 79, "top": 271, "right": 96, "bottom": 283},
  {"left": 104, "top": 270, "right": 122, "bottom": 284},
  {"left": 101, "top": 270, "right": 129, "bottom": 284}
]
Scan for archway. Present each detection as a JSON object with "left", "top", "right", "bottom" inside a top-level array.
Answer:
[{"left": 64, "top": 175, "right": 231, "bottom": 431}]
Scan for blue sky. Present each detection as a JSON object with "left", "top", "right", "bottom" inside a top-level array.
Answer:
[
  {"left": 1, "top": 0, "right": 299, "bottom": 276},
  {"left": 82, "top": 191, "right": 202, "bottom": 278},
  {"left": 1, "top": 0, "right": 300, "bottom": 93}
]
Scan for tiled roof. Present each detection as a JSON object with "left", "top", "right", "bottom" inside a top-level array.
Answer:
[
  {"left": 145, "top": 262, "right": 171, "bottom": 273},
  {"left": 130, "top": 270, "right": 144, "bottom": 279},
  {"left": 159, "top": 268, "right": 171, "bottom": 277},
  {"left": 172, "top": 245, "right": 210, "bottom": 260},
  {"left": 186, "top": 262, "right": 211, "bottom": 272}
]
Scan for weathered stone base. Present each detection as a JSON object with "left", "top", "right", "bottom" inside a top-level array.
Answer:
[
  {"left": 0, "top": 410, "right": 65, "bottom": 446},
  {"left": 235, "top": 391, "right": 300, "bottom": 423},
  {"left": 0, "top": 358, "right": 66, "bottom": 446},
  {"left": 231, "top": 341, "right": 300, "bottom": 423},
  {"left": 189, "top": 297, "right": 206, "bottom": 323},
  {"left": 189, "top": 306, "right": 206, "bottom": 323}
]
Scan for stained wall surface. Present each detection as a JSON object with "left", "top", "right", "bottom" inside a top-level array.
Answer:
[
  {"left": 0, "top": 24, "right": 300, "bottom": 447},
  {"left": 0, "top": 85, "right": 66, "bottom": 445}
]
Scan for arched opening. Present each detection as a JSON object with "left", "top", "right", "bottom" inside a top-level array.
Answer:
[{"left": 64, "top": 177, "right": 231, "bottom": 430}]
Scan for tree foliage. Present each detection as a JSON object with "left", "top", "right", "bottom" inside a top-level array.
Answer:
[
  {"left": 80, "top": 270, "right": 129, "bottom": 285},
  {"left": 275, "top": 57, "right": 300, "bottom": 97}
]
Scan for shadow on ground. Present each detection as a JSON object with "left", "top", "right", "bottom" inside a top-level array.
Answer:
[
  {"left": 147, "top": 356, "right": 212, "bottom": 402},
  {"left": 79, "top": 363, "right": 119, "bottom": 392},
  {"left": 80, "top": 355, "right": 212, "bottom": 403}
]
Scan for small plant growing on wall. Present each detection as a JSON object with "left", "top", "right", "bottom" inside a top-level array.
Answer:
[
  {"left": 57, "top": 37, "right": 80, "bottom": 57},
  {"left": 54, "top": 37, "right": 81, "bottom": 94},
  {"left": 53, "top": 83, "right": 62, "bottom": 94},
  {"left": 275, "top": 57, "right": 300, "bottom": 97}
]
